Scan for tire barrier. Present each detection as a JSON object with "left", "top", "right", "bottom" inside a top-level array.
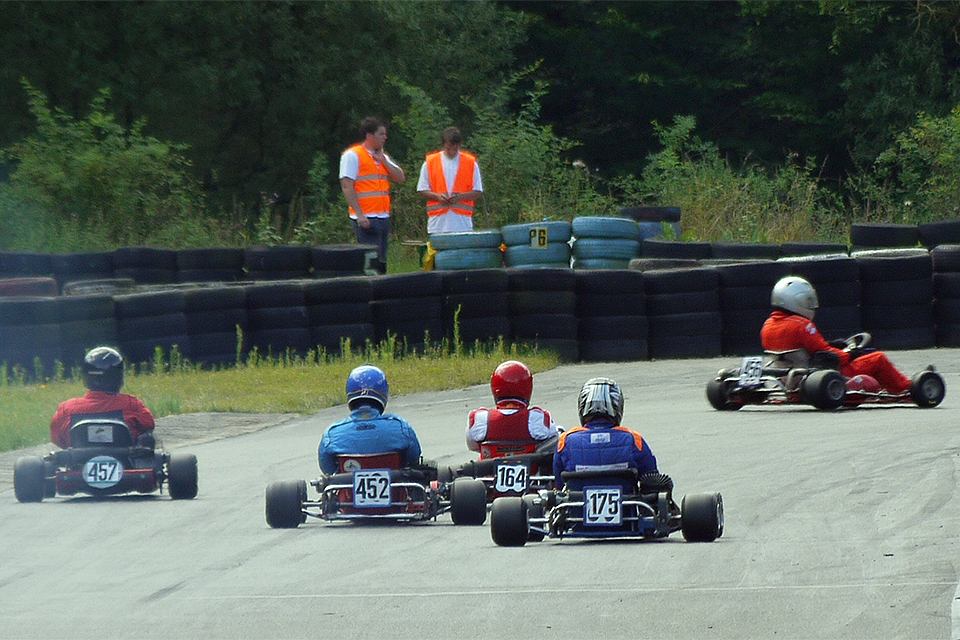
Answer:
[
  {"left": 711, "top": 242, "right": 782, "bottom": 261},
  {"left": 0, "top": 295, "right": 62, "bottom": 378},
  {"left": 113, "top": 246, "right": 178, "bottom": 285},
  {"left": 243, "top": 245, "right": 312, "bottom": 281},
  {"left": 114, "top": 290, "right": 190, "bottom": 366},
  {"left": 932, "top": 245, "right": 960, "bottom": 346},
  {"left": 575, "top": 269, "right": 647, "bottom": 361},
  {"left": 58, "top": 293, "right": 118, "bottom": 371},
  {"left": 644, "top": 267, "right": 722, "bottom": 359},
  {"left": 849, "top": 222, "right": 920, "bottom": 251},
  {"left": 310, "top": 244, "right": 378, "bottom": 278},
  {"left": 716, "top": 260, "right": 790, "bottom": 356},
  {"left": 572, "top": 216, "right": 641, "bottom": 270},
  {"left": 371, "top": 272, "right": 444, "bottom": 348},
  {"left": 0, "top": 277, "right": 58, "bottom": 297},
  {"left": 442, "top": 269, "right": 509, "bottom": 345},
  {"left": 502, "top": 221, "right": 572, "bottom": 268},
  {"left": 305, "top": 276, "right": 374, "bottom": 355},
  {"left": 919, "top": 220, "right": 960, "bottom": 249},
  {"left": 508, "top": 268, "right": 578, "bottom": 361},
  {"left": 777, "top": 254, "right": 862, "bottom": 340},
  {"left": 176, "top": 248, "right": 244, "bottom": 284},
  {"left": 430, "top": 230, "right": 504, "bottom": 271},
  {"left": 244, "top": 281, "right": 310, "bottom": 358},
  {"left": 640, "top": 238, "right": 712, "bottom": 260},
  {"left": 51, "top": 252, "right": 114, "bottom": 290},
  {"left": 618, "top": 206, "right": 682, "bottom": 242},
  {"left": 184, "top": 285, "right": 247, "bottom": 366},
  {"left": 854, "top": 248, "right": 935, "bottom": 350},
  {"left": 0, "top": 251, "right": 52, "bottom": 279}
]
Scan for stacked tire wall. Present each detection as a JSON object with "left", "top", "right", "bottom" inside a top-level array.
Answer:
[
  {"left": 933, "top": 245, "right": 960, "bottom": 346},
  {"left": 854, "top": 249, "right": 935, "bottom": 350},
  {"left": 508, "top": 268, "right": 579, "bottom": 361},
  {"left": 644, "top": 267, "right": 722, "bottom": 359},
  {"left": 576, "top": 269, "right": 648, "bottom": 361}
]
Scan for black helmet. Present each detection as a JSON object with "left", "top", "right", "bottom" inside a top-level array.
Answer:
[{"left": 82, "top": 346, "right": 124, "bottom": 393}]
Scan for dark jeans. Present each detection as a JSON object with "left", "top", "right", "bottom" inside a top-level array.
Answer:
[{"left": 352, "top": 217, "right": 390, "bottom": 274}]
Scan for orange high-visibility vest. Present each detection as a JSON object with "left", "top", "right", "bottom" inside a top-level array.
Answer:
[
  {"left": 425, "top": 151, "right": 476, "bottom": 218},
  {"left": 346, "top": 144, "right": 390, "bottom": 218}
]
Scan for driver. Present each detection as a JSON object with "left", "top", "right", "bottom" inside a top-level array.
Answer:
[
  {"left": 552, "top": 377, "right": 659, "bottom": 489},
  {"left": 466, "top": 360, "right": 560, "bottom": 457},
  {"left": 50, "top": 346, "right": 155, "bottom": 449},
  {"left": 317, "top": 365, "right": 422, "bottom": 474},
  {"left": 761, "top": 276, "right": 911, "bottom": 393}
]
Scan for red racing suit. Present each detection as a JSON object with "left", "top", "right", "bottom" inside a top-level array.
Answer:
[
  {"left": 760, "top": 310, "right": 911, "bottom": 393},
  {"left": 466, "top": 400, "right": 558, "bottom": 458},
  {"left": 50, "top": 391, "right": 155, "bottom": 449}
]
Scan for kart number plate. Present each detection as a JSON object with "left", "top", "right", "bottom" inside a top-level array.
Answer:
[
  {"left": 739, "top": 356, "right": 764, "bottom": 387},
  {"left": 87, "top": 424, "right": 114, "bottom": 443},
  {"left": 494, "top": 462, "right": 529, "bottom": 494},
  {"left": 353, "top": 470, "right": 391, "bottom": 507},
  {"left": 584, "top": 487, "right": 622, "bottom": 526},
  {"left": 82, "top": 455, "right": 124, "bottom": 489}
]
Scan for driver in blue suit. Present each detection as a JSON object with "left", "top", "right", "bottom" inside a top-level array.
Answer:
[
  {"left": 553, "top": 377, "right": 659, "bottom": 489},
  {"left": 317, "top": 365, "right": 422, "bottom": 475}
]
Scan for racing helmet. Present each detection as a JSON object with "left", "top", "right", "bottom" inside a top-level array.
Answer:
[
  {"left": 577, "top": 377, "right": 624, "bottom": 425},
  {"left": 491, "top": 360, "right": 533, "bottom": 404},
  {"left": 346, "top": 364, "right": 389, "bottom": 412},
  {"left": 82, "top": 346, "right": 124, "bottom": 394},
  {"left": 771, "top": 276, "right": 819, "bottom": 320}
]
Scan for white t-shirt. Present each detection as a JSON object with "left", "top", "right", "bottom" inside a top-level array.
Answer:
[
  {"left": 339, "top": 147, "right": 395, "bottom": 219},
  {"left": 417, "top": 152, "right": 484, "bottom": 234}
]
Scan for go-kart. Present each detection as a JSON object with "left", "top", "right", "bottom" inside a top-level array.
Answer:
[
  {"left": 451, "top": 439, "right": 557, "bottom": 504},
  {"left": 13, "top": 417, "right": 198, "bottom": 502},
  {"left": 264, "top": 451, "right": 489, "bottom": 528},
  {"left": 706, "top": 333, "right": 945, "bottom": 410},
  {"left": 489, "top": 469, "right": 723, "bottom": 547}
]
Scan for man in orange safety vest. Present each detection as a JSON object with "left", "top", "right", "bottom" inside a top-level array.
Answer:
[{"left": 416, "top": 127, "right": 483, "bottom": 235}]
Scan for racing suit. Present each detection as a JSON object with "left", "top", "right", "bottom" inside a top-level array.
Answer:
[
  {"left": 466, "top": 400, "right": 558, "bottom": 457},
  {"left": 318, "top": 405, "right": 422, "bottom": 474},
  {"left": 552, "top": 418, "right": 658, "bottom": 489},
  {"left": 50, "top": 391, "right": 155, "bottom": 449},
  {"left": 761, "top": 310, "right": 911, "bottom": 393}
]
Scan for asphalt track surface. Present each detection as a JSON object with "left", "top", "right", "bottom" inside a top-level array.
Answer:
[{"left": 2, "top": 349, "right": 960, "bottom": 640}]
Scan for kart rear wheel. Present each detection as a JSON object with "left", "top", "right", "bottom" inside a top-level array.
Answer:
[
  {"left": 167, "top": 453, "right": 198, "bottom": 500},
  {"left": 706, "top": 377, "right": 743, "bottom": 411},
  {"left": 265, "top": 479, "right": 307, "bottom": 528},
  {"left": 910, "top": 369, "right": 946, "bottom": 408},
  {"left": 522, "top": 494, "right": 545, "bottom": 542},
  {"left": 801, "top": 369, "right": 847, "bottom": 410},
  {"left": 14, "top": 456, "right": 45, "bottom": 503},
  {"left": 491, "top": 497, "right": 529, "bottom": 547},
  {"left": 681, "top": 492, "right": 723, "bottom": 542},
  {"left": 450, "top": 477, "right": 487, "bottom": 525}
]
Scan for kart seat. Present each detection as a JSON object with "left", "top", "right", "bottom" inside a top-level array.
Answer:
[
  {"left": 764, "top": 348, "right": 809, "bottom": 371},
  {"left": 68, "top": 413, "right": 132, "bottom": 448},
  {"left": 561, "top": 468, "right": 639, "bottom": 494},
  {"left": 336, "top": 451, "right": 403, "bottom": 473},
  {"left": 478, "top": 440, "right": 540, "bottom": 460}
]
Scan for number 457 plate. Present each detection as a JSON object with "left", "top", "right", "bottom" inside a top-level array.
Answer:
[{"left": 738, "top": 356, "right": 764, "bottom": 387}]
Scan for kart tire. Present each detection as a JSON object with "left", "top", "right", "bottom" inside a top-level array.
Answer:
[
  {"left": 167, "top": 453, "right": 199, "bottom": 500},
  {"left": 801, "top": 369, "right": 847, "bottom": 410},
  {"left": 490, "top": 496, "right": 529, "bottom": 547},
  {"left": 265, "top": 479, "right": 307, "bottom": 528},
  {"left": 522, "top": 494, "right": 545, "bottom": 542},
  {"left": 706, "top": 377, "right": 743, "bottom": 411},
  {"left": 450, "top": 477, "right": 487, "bottom": 525},
  {"left": 13, "top": 456, "right": 45, "bottom": 503},
  {"left": 681, "top": 492, "right": 723, "bottom": 542},
  {"left": 910, "top": 369, "right": 946, "bottom": 408}
]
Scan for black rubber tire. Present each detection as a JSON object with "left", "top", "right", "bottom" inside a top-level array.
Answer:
[
  {"left": 244, "top": 282, "right": 307, "bottom": 309},
  {"left": 572, "top": 238, "right": 641, "bottom": 260},
  {"left": 118, "top": 313, "right": 189, "bottom": 341},
  {"left": 578, "top": 316, "right": 648, "bottom": 342},
  {"left": 522, "top": 494, "right": 545, "bottom": 542},
  {"left": 244, "top": 245, "right": 312, "bottom": 273},
  {"left": 442, "top": 268, "right": 509, "bottom": 294},
  {"left": 647, "top": 312, "right": 722, "bottom": 338},
  {"left": 504, "top": 243, "right": 571, "bottom": 268},
  {"left": 0, "top": 296, "right": 61, "bottom": 326},
  {"left": 445, "top": 292, "right": 509, "bottom": 318},
  {"left": 310, "top": 244, "right": 377, "bottom": 272},
  {"left": 246, "top": 306, "right": 309, "bottom": 331},
  {"left": 510, "top": 314, "right": 578, "bottom": 339},
  {"left": 450, "top": 477, "right": 487, "bottom": 525},
  {"left": 647, "top": 291, "right": 720, "bottom": 315},
  {"left": 640, "top": 239, "right": 712, "bottom": 260},
  {"left": 801, "top": 369, "right": 847, "bottom": 410},
  {"left": 849, "top": 222, "right": 920, "bottom": 248},
  {"left": 619, "top": 206, "right": 682, "bottom": 223},
  {"left": 308, "top": 301, "right": 373, "bottom": 326},
  {"left": 114, "top": 290, "right": 187, "bottom": 317},
  {"left": 934, "top": 273, "right": 960, "bottom": 299},
  {"left": 681, "top": 492, "right": 723, "bottom": 542},
  {"left": 14, "top": 456, "right": 46, "bottom": 503},
  {"left": 779, "top": 242, "right": 849, "bottom": 257},
  {"left": 710, "top": 242, "right": 782, "bottom": 260},
  {"left": 860, "top": 304, "right": 933, "bottom": 330},
  {"left": 716, "top": 260, "right": 790, "bottom": 287},
  {"left": 509, "top": 291, "right": 576, "bottom": 315},
  {"left": 643, "top": 267, "right": 719, "bottom": 294},
  {"left": 309, "top": 323, "right": 375, "bottom": 352},
  {"left": 265, "top": 479, "right": 307, "bottom": 528},
  {"left": 304, "top": 276, "right": 374, "bottom": 304},
  {"left": 706, "top": 378, "right": 743, "bottom": 411},
  {"left": 778, "top": 255, "right": 859, "bottom": 283},
  {"left": 574, "top": 268, "right": 644, "bottom": 295},
  {"left": 572, "top": 258, "right": 632, "bottom": 270},
  {"left": 176, "top": 247, "right": 245, "bottom": 270},
  {"left": 167, "top": 452, "right": 199, "bottom": 499},
  {"left": 507, "top": 267, "right": 576, "bottom": 292},
  {"left": 490, "top": 496, "right": 529, "bottom": 546},
  {"left": 245, "top": 327, "right": 312, "bottom": 356},
  {"left": 187, "top": 308, "right": 248, "bottom": 335},
  {"left": 371, "top": 272, "right": 445, "bottom": 299},
  {"left": 177, "top": 269, "right": 243, "bottom": 284},
  {"left": 578, "top": 339, "right": 649, "bottom": 362},
  {"left": 918, "top": 220, "right": 960, "bottom": 248},
  {"left": 371, "top": 297, "right": 443, "bottom": 324},
  {"left": 860, "top": 278, "right": 933, "bottom": 306},
  {"left": 910, "top": 370, "right": 946, "bottom": 407},
  {"left": 931, "top": 244, "right": 960, "bottom": 272},
  {"left": 577, "top": 292, "right": 646, "bottom": 316},
  {"left": 854, "top": 251, "right": 932, "bottom": 282}
]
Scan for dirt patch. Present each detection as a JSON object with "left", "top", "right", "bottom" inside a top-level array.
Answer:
[{"left": 0, "top": 412, "right": 299, "bottom": 495}]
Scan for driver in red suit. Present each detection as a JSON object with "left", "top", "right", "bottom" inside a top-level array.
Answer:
[
  {"left": 50, "top": 346, "right": 155, "bottom": 449},
  {"left": 466, "top": 360, "right": 559, "bottom": 458},
  {"left": 761, "top": 276, "right": 911, "bottom": 393}
]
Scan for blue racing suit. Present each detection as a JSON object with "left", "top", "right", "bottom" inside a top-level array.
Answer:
[
  {"left": 317, "top": 405, "right": 422, "bottom": 474},
  {"left": 552, "top": 418, "right": 658, "bottom": 489}
]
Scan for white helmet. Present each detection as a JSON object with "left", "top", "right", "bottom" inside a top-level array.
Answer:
[
  {"left": 577, "top": 377, "right": 625, "bottom": 425},
  {"left": 771, "top": 276, "right": 818, "bottom": 320}
]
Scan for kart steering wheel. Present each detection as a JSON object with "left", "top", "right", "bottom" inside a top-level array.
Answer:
[{"left": 843, "top": 332, "right": 871, "bottom": 352}]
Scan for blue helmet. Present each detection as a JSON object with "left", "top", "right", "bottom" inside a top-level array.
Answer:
[{"left": 346, "top": 365, "right": 389, "bottom": 412}]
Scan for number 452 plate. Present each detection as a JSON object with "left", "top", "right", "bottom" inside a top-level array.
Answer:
[{"left": 353, "top": 470, "right": 392, "bottom": 507}]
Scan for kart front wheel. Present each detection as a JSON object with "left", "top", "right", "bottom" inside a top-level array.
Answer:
[
  {"left": 801, "top": 369, "right": 847, "bottom": 410},
  {"left": 681, "top": 492, "right": 723, "bottom": 542},
  {"left": 910, "top": 369, "right": 946, "bottom": 408},
  {"left": 706, "top": 377, "right": 743, "bottom": 411},
  {"left": 491, "top": 497, "right": 529, "bottom": 547},
  {"left": 450, "top": 477, "right": 487, "bottom": 525},
  {"left": 167, "top": 453, "right": 198, "bottom": 500},
  {"left": 14, "top": 456, "right": 45, "bottom": 503},
  {"left": 265, "top": 479, "right": 307, "bottom": 528}
]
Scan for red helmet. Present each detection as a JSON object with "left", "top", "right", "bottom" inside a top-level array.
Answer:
[{"left": 491, "top": 360, "right": 533, "bottom": 404}]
